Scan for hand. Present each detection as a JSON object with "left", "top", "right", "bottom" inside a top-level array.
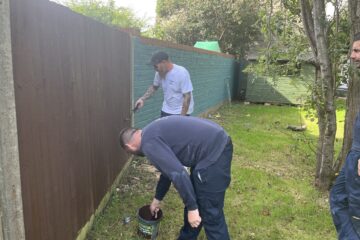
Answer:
[
  {"left": 150, "top": 198, "right": 161, "bottom": 218},
  {"left": 188, "top": 209, "right": 202, "bottom": 228},
  {"left": 134, "top": 98, "right": 144, "bottom": 110},
  {"left": 358, "top": 159, "right": 360, "bottom": 176}
]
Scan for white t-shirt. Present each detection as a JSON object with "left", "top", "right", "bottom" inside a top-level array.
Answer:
[{"left": 153, "top": 64, "right": 194, "bottom": 114}]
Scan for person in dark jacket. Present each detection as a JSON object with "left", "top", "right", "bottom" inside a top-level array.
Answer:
[
  {"left": 119, "top": 116, "right": 232, "bottom": 240},
  {"left": 330, "top": 32, "right": 360, "bottom": 240}
]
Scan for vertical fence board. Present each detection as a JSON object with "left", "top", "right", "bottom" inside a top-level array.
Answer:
[{"left": 10, "top": 1, "right": 131, "bottom": 239}]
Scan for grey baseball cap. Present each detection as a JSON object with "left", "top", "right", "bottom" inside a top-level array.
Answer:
[{"left": 148, "top": 51, "right": 169, "bottom": 65}]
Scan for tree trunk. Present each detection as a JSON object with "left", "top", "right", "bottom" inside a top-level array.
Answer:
[
  {"left": 314, "top": 68, "right": 326, "bottom": 180},
  {"left": 300, "top": 0, "right": 317, "bottom": 61},
  {"left": 299, "top": 0, "right": 339, "bottom": 190},
  {"left": 334, "top": 0, "right": 360, "bottom": 173},
  {"left": 315, "top": 0, "right": 337, "bottom": 190}
]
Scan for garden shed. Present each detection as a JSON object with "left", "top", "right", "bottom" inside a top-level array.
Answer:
[{"left": 242, "top": 51, "right": 315, "bottom": 105}]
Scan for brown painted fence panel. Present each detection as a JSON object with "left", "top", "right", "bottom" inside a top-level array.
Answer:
[{"left": 10, "top": 1, "right": 131, "bottom": 239}]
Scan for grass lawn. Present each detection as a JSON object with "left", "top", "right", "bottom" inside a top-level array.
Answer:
[{"left": 87, "top": 101, "right": 345, "bottom": 240}]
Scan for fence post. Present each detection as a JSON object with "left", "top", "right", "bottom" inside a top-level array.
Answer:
[{"left": 0, "top": 0, "right": 26, "bottom": 239}]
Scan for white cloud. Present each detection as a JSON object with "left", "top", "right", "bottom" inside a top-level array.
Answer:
[
  {"left": 115, "top": 0, "right": 157, "bottom": 25},
  {"left": 52, "top": 0, "right": 157, "bottom": 26}
]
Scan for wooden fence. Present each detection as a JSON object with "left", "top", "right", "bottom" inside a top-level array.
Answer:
[
  {"left": 6, "top": 0, "right": 241, "bottom": 239},
  {"left": 10, "top": 0, "right": 132, "bottom": 239}
]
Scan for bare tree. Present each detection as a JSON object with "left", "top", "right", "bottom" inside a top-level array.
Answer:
[
  {"left": 300, "top": 0, "right": 337, "bottom": 190},
  {"left": 335, "top": 0, "right": 360, "bottom": 172}
]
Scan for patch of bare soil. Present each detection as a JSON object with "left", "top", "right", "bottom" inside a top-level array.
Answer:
[{"left": 116, "top": 157, "right": 160, "bottom": 195}]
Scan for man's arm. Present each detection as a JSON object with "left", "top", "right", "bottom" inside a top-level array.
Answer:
[
  {"left": 134, "top": 85, "right": 159, "bottom": 109},
  {"left": 150, "top": 174, "right": 171, "bottom": 217},
  {"left": 141, "top": 85, "right": 159, "bottom": 101},
  {"left": 155, "top": 174, "right": 172, "bottom": 201},
  {"left": 144, "top": 138, "right": 201, "bottom": 227},
  {"left": 143, "top": 139, "right": 198, "bottom": 211},
  {"left": 180, "top": 92, "right": 191, "bottom": 115}
]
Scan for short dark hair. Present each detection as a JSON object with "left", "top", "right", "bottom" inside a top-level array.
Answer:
[
  {"left": 118, "top": 127, "right": 138, "bottom": 148},
  {"left": 354, "top": 32, "right": 360, "bottom": 42},
  {"left": 148, "top": 51, "right": 169, "bottom": 65}
]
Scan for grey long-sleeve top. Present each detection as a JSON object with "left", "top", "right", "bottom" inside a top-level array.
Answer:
[{"left": 140, "top": 116, "right": 229, "bottom": 210}]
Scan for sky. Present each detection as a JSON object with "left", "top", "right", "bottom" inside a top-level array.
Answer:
[
  {"left": 54, "top": 0, "right": 157, "bottom": 25},
  {"left": 115, "top": 0, "right": 157, "bottom": 25}
]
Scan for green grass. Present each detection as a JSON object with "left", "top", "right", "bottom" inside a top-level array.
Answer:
[
  {"left": 301, "top": 98, "right": 346, "bottom": 156},
  {"left": 87, "top": 102, "right": 343, "bottom": 240}
]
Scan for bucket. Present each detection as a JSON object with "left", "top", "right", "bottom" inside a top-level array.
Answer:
[{"left": 137, "top": 205, "right": 163, "bottom": 240}]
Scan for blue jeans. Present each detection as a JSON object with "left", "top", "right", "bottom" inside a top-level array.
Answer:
[
  {"left": 177, "top": 138, "right": 232, "bottom": 240},
  {"left": 330, "top": 151, "right": 360, "bottom": 240}
]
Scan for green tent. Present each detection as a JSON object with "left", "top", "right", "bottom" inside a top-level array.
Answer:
[{"left": 194, "top": 41, "right": 221, "bottom": 53}]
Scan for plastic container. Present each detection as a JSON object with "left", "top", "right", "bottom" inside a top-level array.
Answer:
[{"left": 137, "top": 205, "right": 163, "bottom": 240}]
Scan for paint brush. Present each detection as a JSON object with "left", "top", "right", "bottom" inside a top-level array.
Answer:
[{"left": 132, "top": 102, "right": 140, "bottom": 113}]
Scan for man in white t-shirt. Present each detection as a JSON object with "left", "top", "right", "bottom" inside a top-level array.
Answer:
[{"left": 134, "top": 51, "right": 194, "bottom": 117}]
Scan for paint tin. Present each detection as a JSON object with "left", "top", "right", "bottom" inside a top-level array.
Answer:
[{"left": 137, "top": 205, "right": 163, "bottom": 240}]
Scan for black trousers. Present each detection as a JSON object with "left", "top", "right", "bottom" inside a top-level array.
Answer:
[
  {"left": 330, "top": 150, "right": 360, "bottom": 239},
  {"left": 178, "top": 138, "right": 233, "bottom": 240},
  {"left": 160, "top": 111, "right": 190, "bottom": 118}
]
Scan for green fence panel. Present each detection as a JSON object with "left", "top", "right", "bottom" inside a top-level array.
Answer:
[{"left": 132, "top": 37, "right": 236, "bottom": 128}]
